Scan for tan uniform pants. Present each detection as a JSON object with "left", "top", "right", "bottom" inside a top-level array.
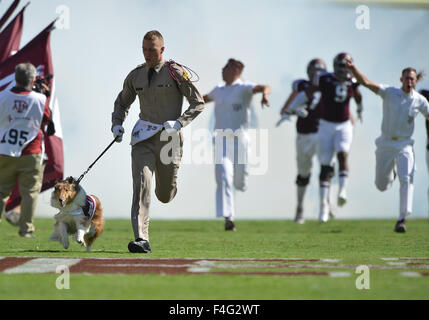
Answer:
[
  {"left": 0, "top": 153, "right": 44, "bottom": 235},
  {"left": 131, "top": 130, "right": 183, "bottom": 240}
]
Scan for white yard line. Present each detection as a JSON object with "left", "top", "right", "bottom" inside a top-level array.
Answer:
[
  {"left": 400, "top": 272, "right": 422, "bottom": 277},
  {"left": 3, "top": 258, "right": 81, "bottom": 274},
  {"left": 329, "top": 272, "right": 351, "bottom": 278}
]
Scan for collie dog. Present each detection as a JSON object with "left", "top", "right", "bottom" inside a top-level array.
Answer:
[{"left": 49, "top": 177, "right": 104, "bottom": 252}]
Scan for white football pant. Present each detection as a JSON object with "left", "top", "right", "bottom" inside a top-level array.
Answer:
[
  {"left": 296, "top": 133, "right": 318, "bottom": 177},
  {"left": 317, "top": 119, "right": 353, "bottom": 166}
]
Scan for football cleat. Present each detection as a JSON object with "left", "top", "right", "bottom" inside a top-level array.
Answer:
[
  {"left": 294, "top": 207, "right": 305, "bottom": 224},
  {"left": 337, "top": 188, "right": 347, "bottom": 207}
]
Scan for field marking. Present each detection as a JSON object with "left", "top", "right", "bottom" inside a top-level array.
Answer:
[
  {"left": 3, "top": 258, "right": 81, "bottom": 274},
  {"left": 1, "top": 257, "right": 429, "bottom": 276},
  {"left": 386, "top": 262, "right": 407, "bottom": 266},
  {"left": 382, "top": 257, "right": 429, "bottom": 261},
  {"left": 329, "top": 272, "right": 351, "bottom": 278},
  {"left": 400, "top": 272, "right": 422, "bottom": 277}
]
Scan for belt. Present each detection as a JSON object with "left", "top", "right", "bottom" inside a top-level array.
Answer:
[{"left": 391, "top": 137, "right": 398, "bottom": 141}]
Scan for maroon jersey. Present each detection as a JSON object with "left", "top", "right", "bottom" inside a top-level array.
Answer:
[
  {"left": 292, "top": 79, "right": 320, "bottom": 134},
  {"left": 314, "top": 72, "right": 359, "bottom": 123}
]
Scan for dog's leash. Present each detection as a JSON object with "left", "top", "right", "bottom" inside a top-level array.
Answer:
[{"left": 77, "top": 138, "right": 117, "bottom": 184}]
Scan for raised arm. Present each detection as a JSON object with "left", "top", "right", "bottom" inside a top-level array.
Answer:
[
  {"left": 346, "top": 59, "right": 380, "bottom": 94},
  {"left": 203, "top": 94, "right": 213, "bottom": 103},
  {"left": 253, "top": 84, "right": 271, "bottom": 108}
]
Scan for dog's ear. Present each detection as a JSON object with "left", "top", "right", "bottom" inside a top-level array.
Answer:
[
  {"left": 54, "top": 178, "right": 61, "bottom": 184},
  {"left": 66, "top": 176, "right": 75, "bottom": 184}
]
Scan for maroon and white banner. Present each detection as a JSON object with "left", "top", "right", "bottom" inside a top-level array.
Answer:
[
  {"left": 0, "top": 20, "right": 64, "bottom": 211},
  {"left": 0, "top": 3, "right": 26, "bottom": 63},
  {"left": 0, "top": 0, "right": 20, "bottom": 30}
]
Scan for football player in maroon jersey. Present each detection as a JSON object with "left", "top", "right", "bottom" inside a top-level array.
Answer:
[
  {"left": 302, "top": 53, "right": 363, "bottom": 222},
  {"left": 280, "top": 58, "right": 332, "bottom": 223}
]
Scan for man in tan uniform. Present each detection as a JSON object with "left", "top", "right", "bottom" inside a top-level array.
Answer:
[{"left": 112, "top": 30, "right": 205, "bottom": 253}]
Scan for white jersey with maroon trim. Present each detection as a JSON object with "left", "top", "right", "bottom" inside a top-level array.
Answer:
[{"left": 0, "top": 90, "right": 46, "bottom": 157}]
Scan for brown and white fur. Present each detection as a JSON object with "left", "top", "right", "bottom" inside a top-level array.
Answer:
[{"left": 49, "top": 177, "right": 104, "bottom": 252}]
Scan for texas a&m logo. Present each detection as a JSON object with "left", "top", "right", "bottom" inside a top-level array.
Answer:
[{"left": 13, "top": 100, "right": 29, "bottom": 113}]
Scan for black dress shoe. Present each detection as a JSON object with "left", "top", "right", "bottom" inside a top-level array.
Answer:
[
  {"left": 225, "top": 218, "right": 236, "bottom": 231},
  {"left": 128, "top": 238, "right": 152, "bottom": 253},
  {"left": 394, "top": 219, "right": 406, "bottom": 233}
]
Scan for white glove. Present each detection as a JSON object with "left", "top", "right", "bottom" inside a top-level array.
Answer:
[
  {"left": 163, "top": 120, "right": 182, "bottom": 133},
  {"left": 276, "top": 113, "right": 291, "bottom": 127},
  {"left": 288, "top": 91, "right": 309, "bottom": 118},
  {"left": 112, "top": 125, "right": 125, "bottom": 142},
  {"left": 295, "top": 106, "right": 309, "bottom": 118}
]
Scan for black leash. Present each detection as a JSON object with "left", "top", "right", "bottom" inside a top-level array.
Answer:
[{"left": 77, "top": 138, "right": 117, "bottom": 184}]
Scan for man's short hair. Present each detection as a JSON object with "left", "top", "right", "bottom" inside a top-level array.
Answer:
[
  {"left": 15, "top": 63, "right": 37, "bottom": 87},
  {"left": 227, "top": 58, "right": 245, "bottom": 73},
  {"left": 402, "top": 67, "right": 424, "bottom": 82},
  {"left": 143, "top": 30, "right": 164, "bottom": 43}
]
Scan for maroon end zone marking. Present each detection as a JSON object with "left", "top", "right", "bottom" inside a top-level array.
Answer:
[
  {"left": 0, "top": 257, "right": 34, "bottom": 272},
  {"left": 399, "top": 258, "right": 429, "bottom": 261},
  {"left": 70, "top": 258, "right": 194, "bottom": 275},
  {"left": 200, "top": 258, "right": 321, "bottom": 262},
  {"left": 69, "top": 258, "right": 327, "bottom": 276}
]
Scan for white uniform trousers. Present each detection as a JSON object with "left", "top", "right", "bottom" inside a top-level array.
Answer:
[
  {"left": 296, "top": 132, "right": 318, "bottom": 177},
  {"left": 375, "top": 137, "right": 415, "bottom": 217},
  {"left": 214, "top": 135, "right": 249, "bottom": 219},
  {"left": 317, "top": 119, "right": 353, "bottom": 165}
]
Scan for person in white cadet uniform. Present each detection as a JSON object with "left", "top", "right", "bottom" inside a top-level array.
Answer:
[
  {"left": 288, "top": 53, "right": 363, "bottom": 223},
  {"left": 279, "top": 58, "right": 335, "bottom": 224},
  {"left": 203, "top": 58, "right": 271, "bottom": 231},
  {"left": 418, "top": 89, "right": 429, "bottom": 218},
  {"left": 347, "top": 59, "right": 429, "bottom": 233}
]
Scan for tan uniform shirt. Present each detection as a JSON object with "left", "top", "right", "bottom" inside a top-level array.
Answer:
[{"left": 112, "top": 60, "right": 205, "bottom": 128}]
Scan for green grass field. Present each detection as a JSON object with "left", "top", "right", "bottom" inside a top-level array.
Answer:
[{"left": 0, "top": 217, "right": 429, "bottom": 300}]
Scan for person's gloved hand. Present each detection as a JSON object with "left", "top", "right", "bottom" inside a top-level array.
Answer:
[
  {"left": 295, "top": 107, "right": 309, "bottom": 118},
  {"left": 112, "top": 125, "right": 125, "bottom": 142},
  {"left": 163, "top": 120, "right": 182, "bottom": 133}
]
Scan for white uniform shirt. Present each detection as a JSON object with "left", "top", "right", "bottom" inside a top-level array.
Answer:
[
  {"left": 0, "top": 90, "right": 46, "bottom": 157},
  {"left": 207, "top": 79, "right": 255, "bottom": 131},
  {"left": 377, "top": 85, "right": 429, "bottom": 142}
]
